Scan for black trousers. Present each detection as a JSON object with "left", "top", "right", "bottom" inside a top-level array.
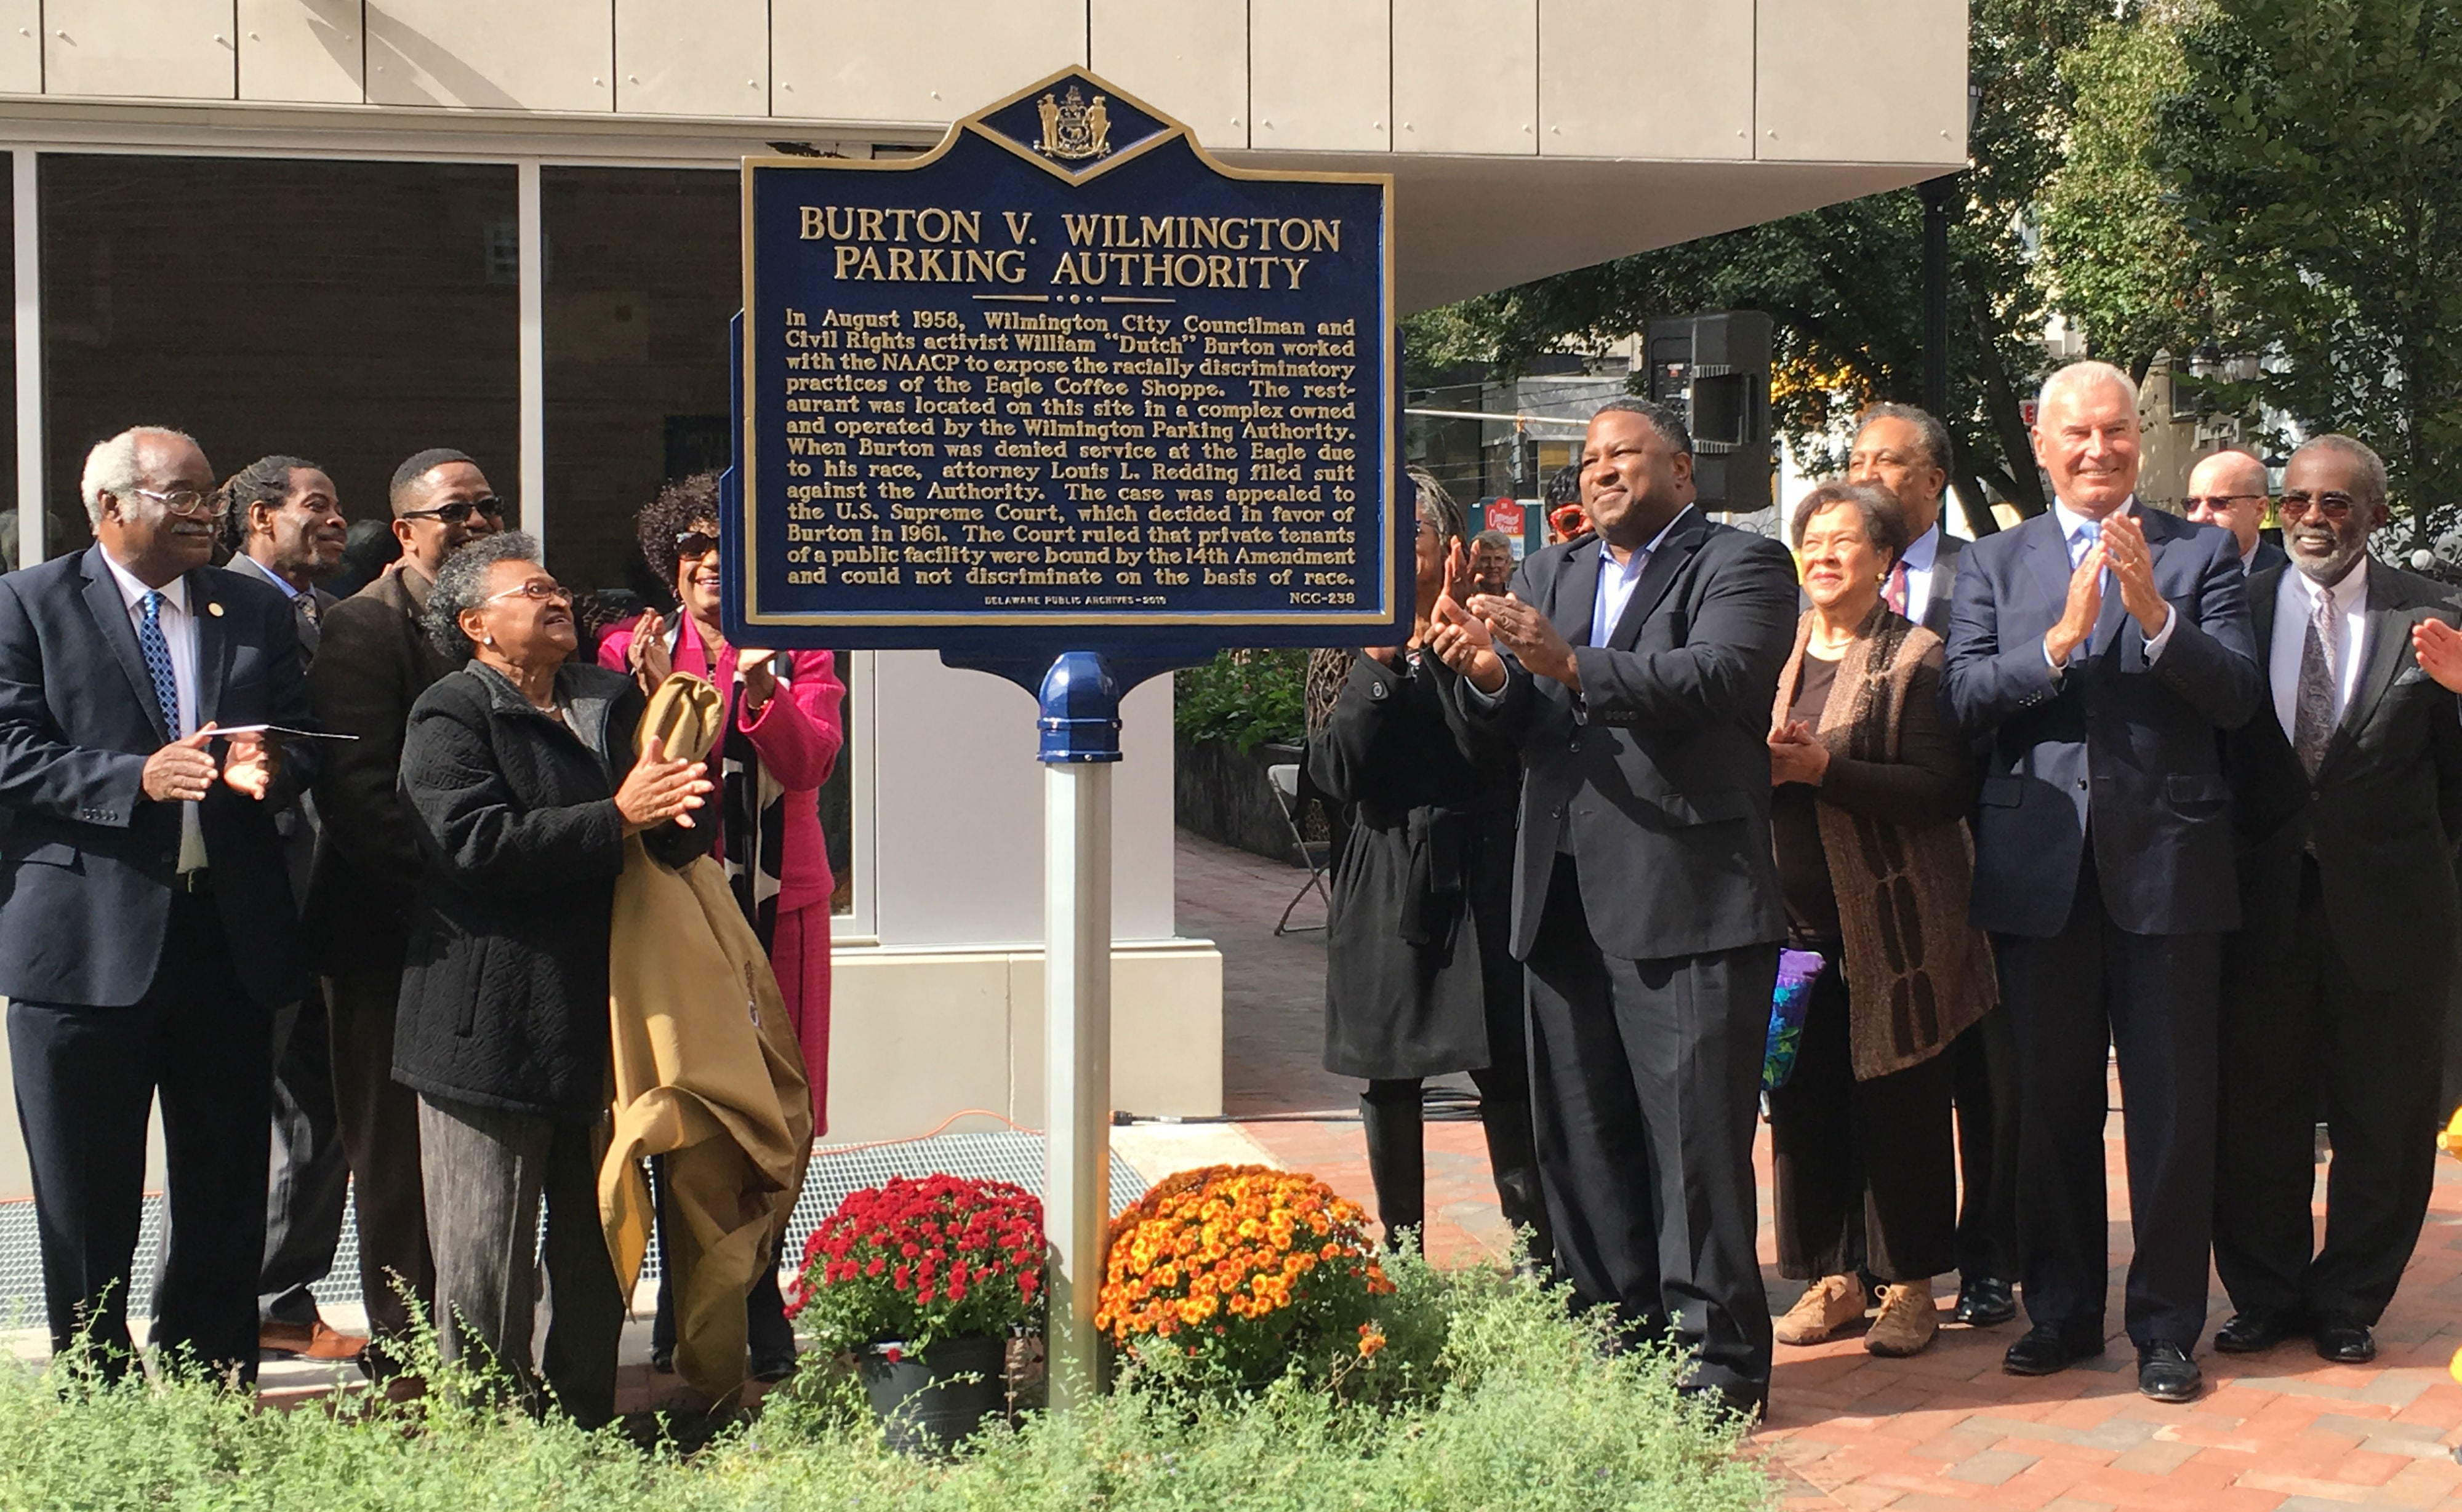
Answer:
[
  {"left": 1995, "top": 851, "right": 2219, "bottom": 1349},
  {"left": 327, "top": 938, "right": 433, "bottom": 1352},
  {"left": 260, "top": 988, "right": 350, "bottom": 1327},
  {"left": 1951, "top": 1004, "right": 2020, "bottom": 1284},
  {"left": 1525, "top": 855, "right": 1776, "bottom": 1405},
  {"left": 1766, "top": 950, "right": 1958, "bottom": 1284},
  {"left": 2214, "top": 856, "right": 2447, "bottom": 1326},
  {"left": 8, "top": 890, "right": 272, "bottom": 1380}
]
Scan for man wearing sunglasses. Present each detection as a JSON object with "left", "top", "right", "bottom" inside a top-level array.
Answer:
[
  {"left": 2213, "top": 434, "right": 2462, "bottom": 1369},
  {"left": 297, "top": 446, "right": 500, "bottom": 1374},
  {"left": 2184, "top": 450, "right": 2287, "bottom": 578}
]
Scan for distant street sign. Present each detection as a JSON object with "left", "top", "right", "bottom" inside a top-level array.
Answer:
[
  {"left": 729, "top": 68, "right": 1402, "bottom": 654},
  {"left": 1483, "top": 497, "right": 1526, "bottom": 541}
]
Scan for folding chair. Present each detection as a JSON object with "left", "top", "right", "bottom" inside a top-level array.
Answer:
[{"left": 1265, "top": 762, "right": 1333, "bottom": 935}]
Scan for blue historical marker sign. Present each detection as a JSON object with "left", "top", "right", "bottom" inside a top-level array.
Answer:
[{"left": 730, "top": 68, "right": 1401, "bottom": 652}]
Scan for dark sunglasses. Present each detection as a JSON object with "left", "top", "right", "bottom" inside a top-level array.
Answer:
[
  {"left": 400, "top": 496, "right": 505, "bottom": 526},
  {"left": 2181, "top": 492, "right": 2264, "bottom": 512},
  {"left": 675, "top": 530, "right": 721, "bottom": 560},
  {"left": 2279, "top": 490, "right": 2357, "bottom": 522}
]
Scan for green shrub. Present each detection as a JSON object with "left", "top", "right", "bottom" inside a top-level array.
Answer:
[
  {"left": 1173, "top": 649, "right": 1307, "bottom": 751},
  {"left": 0, "top": 1251, "right": 1771, "bottom": 1512}
]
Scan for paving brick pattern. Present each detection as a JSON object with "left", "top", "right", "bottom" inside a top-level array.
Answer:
[{"left": 1187, "top": 831, "right": 2462, "bottom": 1512}]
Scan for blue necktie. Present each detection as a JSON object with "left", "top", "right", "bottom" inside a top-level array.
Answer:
[
  {"left": 138, "top": 591, "right": 180, "bottom": 732},
  {"left": 2069, "top": 521, "right": 2103, "bottom": 656}
]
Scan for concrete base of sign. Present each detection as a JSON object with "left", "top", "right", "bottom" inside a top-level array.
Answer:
[{"left": 822, "top": 938, "right": 1224, "bottom": 1146}]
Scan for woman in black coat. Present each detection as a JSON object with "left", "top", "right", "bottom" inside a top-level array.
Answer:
[
  {"left": 1307, "top": 472, "right": 1550, "bottom": 1265},
  {"left": 394, "top": 530, "right": 711, "bottom": 1424}
]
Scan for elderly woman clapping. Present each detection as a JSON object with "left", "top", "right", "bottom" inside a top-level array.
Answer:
[
  {"left": 392, "top": 531, "right": 712, "bottom": 1424},
  {"left": 1763, "top": 482, "right": 1996, "bottom": 1361}
]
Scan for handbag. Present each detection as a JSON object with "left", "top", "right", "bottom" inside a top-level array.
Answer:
[{"left": 1762, "top": 948, "right": 1826, "bottom": 1092}]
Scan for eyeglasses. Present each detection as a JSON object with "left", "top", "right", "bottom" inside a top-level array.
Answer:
[
  {"left": 481, "top": 579, "right": 573, "bottom": 606},
  {"left": 2182, "top": 492, "right": 2265, "bottom": 511},
  {"left": 2278, "top": 490, "right": 2357, "bottom": 522},
  {"left": 400, "top": 497, "right": 505, "bottom": 526},
  {"left": 129, "top": 486, "right": 227, "bottom": 521},
  {"left": 675, "top": 530, "right": 721, "bottom": 559}
]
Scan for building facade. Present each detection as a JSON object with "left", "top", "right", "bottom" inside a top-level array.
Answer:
[{"left": 0, "top": 1, "right": 1968, "bottom": 1194}]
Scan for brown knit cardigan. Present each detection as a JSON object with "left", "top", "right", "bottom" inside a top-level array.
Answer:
[{"left": 1772, "top": 604, "right": 1997, "bottom": 1080}]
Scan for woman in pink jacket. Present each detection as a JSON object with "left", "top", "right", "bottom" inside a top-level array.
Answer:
[{"left": 601, "top": 473, "right": 845, "bottom": 1381}]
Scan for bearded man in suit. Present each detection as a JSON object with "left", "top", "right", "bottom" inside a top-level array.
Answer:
[
  {"left": 1425, "top": 396, "right": 1798, "bottom": 1417},
  {"left": 2213, "top": 434, "right": 2462, "bottom": 1367},
  {"left": 1942, "top": 360, "right": 2262, "bottom": 1403}
]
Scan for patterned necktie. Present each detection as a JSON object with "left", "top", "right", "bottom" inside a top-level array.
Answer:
[
  {"left": 2291, "top": 583, "right": 2338, "bottom": 777},
  {"left": 292, "top": 590, "right": 321, "bottom": 660},
  {"left": 1884, "top": 561, "right": 1909, "bottom": 617},
  {"left": 137, "top": 590, "right": 180, "bottom": 733}
]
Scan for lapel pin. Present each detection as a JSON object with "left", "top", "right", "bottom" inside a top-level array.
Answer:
[{"left": 207, "top": 601, "right": 225, "bottom": 617}]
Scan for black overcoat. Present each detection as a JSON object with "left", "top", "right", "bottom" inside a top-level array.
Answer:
[
  {"left": 393, "top": 660, "right": 704, "bottom": 1121},
  {"left": 1307, "top": 650, "right": 1520, "bottom": 1081}
]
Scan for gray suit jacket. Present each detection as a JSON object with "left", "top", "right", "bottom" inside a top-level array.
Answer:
[{"left": 1917, "top": 530, "right": 1963, "bottom": 639}]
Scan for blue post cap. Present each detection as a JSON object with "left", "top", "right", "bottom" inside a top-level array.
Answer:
[{"left": 1038, "top": 650, "right": 1123, "bottom": 764}]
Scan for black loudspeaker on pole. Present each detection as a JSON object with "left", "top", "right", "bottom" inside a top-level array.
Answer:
[{"left": 1642, "top": 311, "right": 1773, "bottom": 514}]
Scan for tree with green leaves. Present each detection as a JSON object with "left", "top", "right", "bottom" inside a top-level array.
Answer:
[
  {"left": 2157, "top": 0, "right": 2462, "bottom": 540},
  {"left": 2036, "top": 6, "right": 2215, "bottom": 385},
  {"left": 1408, "top": 0, "right": 2120, "bottom": 529}
]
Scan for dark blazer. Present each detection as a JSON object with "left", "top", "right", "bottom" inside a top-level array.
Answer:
[
  {"left": 393, "top": 660, "right": 704, "bottom": 1121},
  {"left": 1942, "top": 503, "right": 2263, "bottom": 937},
  {"left": 1456, "top": 506, "right": 1799, "bottom": 961},
  {"left": 1917, "top": 529, "right": 1963, "bottom": 639},
  {"left": 2227, "top": 563, "right": 2462, "bottom": 990},
  {"left": 2249, "top": 539, "right": 2290, "bottom": 577},
  {"left": 301, "top": 567, "right": 455, "bottom": 965},
  {"left": 0, "top": 545, "right": 315, "bottom": 1008}
]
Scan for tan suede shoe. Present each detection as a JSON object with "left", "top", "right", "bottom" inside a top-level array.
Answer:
[
  {"left": 1773, "top": 1273, "right": 1867, "bottom": 1346},
  {"left": 1865, "top": 1279, "right": 1941, "bottom": 1358}
]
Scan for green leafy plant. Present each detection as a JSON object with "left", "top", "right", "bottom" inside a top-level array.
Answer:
[
  {"left": 0, "top": 1250, "right": 1770, "bottom": 1512},
  {"left": 1173, "top": 649, "right": 1307, "bottom": 751}
]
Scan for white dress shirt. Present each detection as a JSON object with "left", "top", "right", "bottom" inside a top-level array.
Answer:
[
  {"left": 100, "top": 550, "right": 206, "bottom": 871},
  {"left": 2046, "top": 496, "right": 2177, "bottom": 669},
  {"left": 1590, "top": 505, "right": 1693, "bottom": 647},
  {"left": 1899, "top": 521, "right": 1943, "bottom": 623},
  {"left": 2269, "top": 556, "right": 2369, "bottom": 743}
]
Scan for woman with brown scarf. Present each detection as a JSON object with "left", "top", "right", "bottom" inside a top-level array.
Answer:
[{"left": 1765, "top": 481, "right": 1995, "bottom": 1359}]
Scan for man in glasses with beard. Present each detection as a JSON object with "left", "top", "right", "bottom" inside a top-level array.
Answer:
[
  {"left": 2213, "top": 434, "right": 2462, "bottom": 1369},
  {"left": 297, "top": 447, "right": 500, "bottom": 1375}
]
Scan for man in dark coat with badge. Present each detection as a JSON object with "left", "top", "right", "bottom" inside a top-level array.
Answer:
[{"left": 1427, "top": 396, "right": 1798, "bottom": 1417}]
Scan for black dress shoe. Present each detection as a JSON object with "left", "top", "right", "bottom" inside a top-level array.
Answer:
[
  {"left": 2213, "top": 1308, "right": 2304, "bottom": 1355},
  {"left": 750, "top": 1346, "right": 800, "bottom": 1383},
  {"left": 1954, "top": 1276, "right": 2018, "bottom": 1327},
  {"left": 2003, "top": 1322, "right": 2104, "bottom": 1376},
  {"left": 2137, "top": 1342, "right": 2203, "bottom": 1402},
  {"left": 1677, "top": 1380, "right": 1766, "bottom": 1423},
  {"left": 2313, "top": 1318, "right": 2376, "bottom": 1364}
]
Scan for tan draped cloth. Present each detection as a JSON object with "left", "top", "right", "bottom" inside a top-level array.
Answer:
[{"left": 600, "top": 673, "right": 814, "bottom": 1407}]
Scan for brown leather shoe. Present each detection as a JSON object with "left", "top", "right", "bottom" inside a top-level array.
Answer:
[
  {"left": 260, "top": 1319, "right": 368, "bottom": 1362},
  {"left": 1773, "top": 1273, "right": 1867, "bottom": 1346}
]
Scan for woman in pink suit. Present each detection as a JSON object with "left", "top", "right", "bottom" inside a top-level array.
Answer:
[{"left": 601, "top": 473, "right": 845, "bottom": 1381}]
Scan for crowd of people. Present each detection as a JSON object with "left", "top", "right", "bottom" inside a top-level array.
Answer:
[
  {"left": 1310, "top": 358, "right": 2462, "bottom": 1416},
  {"left": 0, "top": 429, "right": 840, "bottom": 1420}
]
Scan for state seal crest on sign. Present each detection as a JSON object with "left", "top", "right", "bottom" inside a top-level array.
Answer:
[{"left": 1034, "top": 84, "right": 1112, "bottom": 162}]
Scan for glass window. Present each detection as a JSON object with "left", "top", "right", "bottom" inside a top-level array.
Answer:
[
  {"left": 39, "top": 155, "right": 518, "bottom": 558},
  {"left": 544, "top": 166, "right": 856, "bottom": 913}
]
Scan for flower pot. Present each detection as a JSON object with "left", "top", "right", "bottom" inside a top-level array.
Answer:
[{"left": 858, "top": 1335, "right": 1007, "bottom": 1455}]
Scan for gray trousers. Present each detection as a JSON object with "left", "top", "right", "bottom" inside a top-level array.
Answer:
[{"left": 417, "top": 1094, "right": 622, "bottom": 1427}]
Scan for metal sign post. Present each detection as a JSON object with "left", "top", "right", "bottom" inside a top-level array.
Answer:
[
  {"left": 1036, "top": 650, "right": 1118, "bottom": 1404},
  {"left": 726, "top": 66, "right": 1401, "bottom": 1410}
]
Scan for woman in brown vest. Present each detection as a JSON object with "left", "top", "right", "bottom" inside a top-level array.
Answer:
[{"left": 1765, "top": 480, "right": 1995, "bottom": 1359}]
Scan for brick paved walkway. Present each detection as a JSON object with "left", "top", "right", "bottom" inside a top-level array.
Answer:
[{"left": 1189, "top": 829, "right": 2462, "bottom": 1512}]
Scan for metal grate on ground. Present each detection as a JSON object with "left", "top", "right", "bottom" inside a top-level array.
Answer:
[{"left": 0, "top": 1129, "right": 1148, "bottom": 1318}]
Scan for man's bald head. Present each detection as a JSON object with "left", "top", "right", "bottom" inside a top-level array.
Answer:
[{"left": 2183, "top": 450, "right": 2271, "bottom": 561}]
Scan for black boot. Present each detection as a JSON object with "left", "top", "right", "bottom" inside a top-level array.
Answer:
[
  {"left": 1359, "top": 1087, "right": 1425, "bottom": 1250},
  {"left": 1478, "top": 1095, "right": 1556, "bottom": 1278}
]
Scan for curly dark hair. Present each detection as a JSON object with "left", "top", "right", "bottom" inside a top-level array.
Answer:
[{"left": 635, "top": 473, "right": 723, "bottom": 598}]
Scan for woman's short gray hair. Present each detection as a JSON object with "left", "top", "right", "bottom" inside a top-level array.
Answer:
[
  {"left": 1790, "top": 480, "right": 1910, "bottom": 565},
  {"left": 1410, "top": 467, "right": 1467, "bottom": 550},
  {"left": 425, "top": 531, "right": 545, "bottom": 660}
]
